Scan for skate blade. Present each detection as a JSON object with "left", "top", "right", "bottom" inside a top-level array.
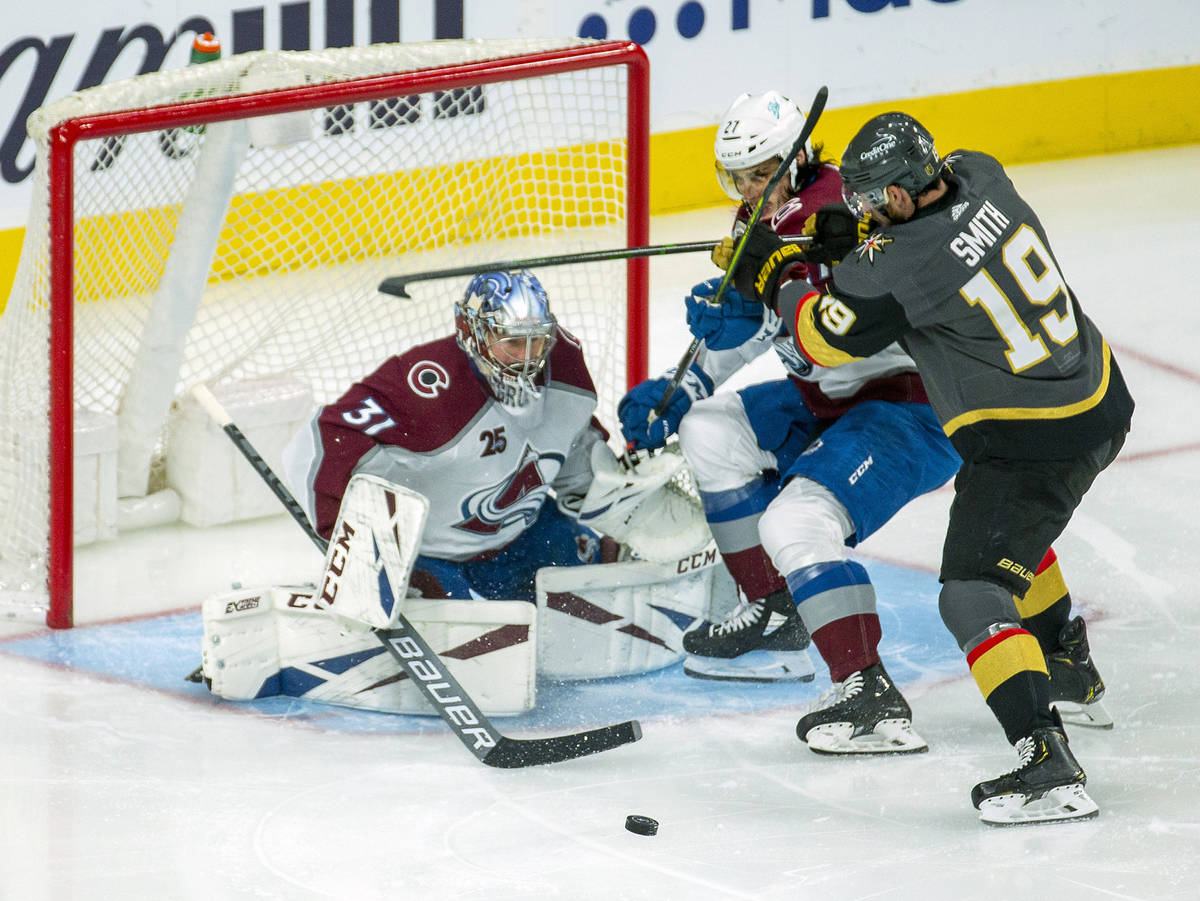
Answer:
[
  {"left": 804, "top": 719, "right": 929, "bottom": 755},
  {"left": 1052, "top": 698, "right": 1114, "bottom": 729},
  {"left": 683, "top": 649, "right": 816, "bottom": 683},
  {"left": 978, "top": 783, "right": 1099, "bottom": 826}
]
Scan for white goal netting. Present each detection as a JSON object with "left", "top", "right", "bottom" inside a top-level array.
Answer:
[{"left": 0, "top": 37, "right": 648, "bottom": 625}]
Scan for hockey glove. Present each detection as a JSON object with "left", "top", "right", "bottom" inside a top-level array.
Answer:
[
  {"left": 728, "top": 227, "right": 807, "bottom": 311},
  {"left": 801, "top": 203, "right": 873, "bottom": 266},
  {"left": 710, "top": 236, "right": 735, "bottom": 271},
  {"left": 618, "top": 365, "right": 714, "bottom": 451},
  {"left": 684, "top": 278, "right": 764, "bottom": 350}
]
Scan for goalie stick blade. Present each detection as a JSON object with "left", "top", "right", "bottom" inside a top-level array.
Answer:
[
  {"left": 375, "top": 624, "right": 642, "bottom": 769},
  {"left": 482, "top": 720, "right": 643, "bottom": 769}
]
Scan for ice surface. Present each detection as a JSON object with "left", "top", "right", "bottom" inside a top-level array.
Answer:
[{"left": 2, "top": 146, "right": 1199, "bottom": 900}]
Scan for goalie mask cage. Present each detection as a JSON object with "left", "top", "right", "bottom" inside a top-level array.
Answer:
[{"left": 2, "top": 37, "right": 649, "bottom": 628}]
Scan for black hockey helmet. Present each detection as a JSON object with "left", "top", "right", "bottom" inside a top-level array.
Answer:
[{"left": 840, "top": 112, "right": 941, "bottom": 218}]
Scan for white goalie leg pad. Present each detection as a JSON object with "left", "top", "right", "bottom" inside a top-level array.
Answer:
[
  {"left": 536, "top": 552, "right": 717, "bottom": 679},
  {"left": 201, "top": 586, "right": 536, "bottom": 715},
  {"left": 318, "top": 473, "right": 428, "bottom": 630}
]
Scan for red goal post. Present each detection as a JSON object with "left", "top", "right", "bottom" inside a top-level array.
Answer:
[{"left": 2, "top": 38, "right": 649, "bottom": 628}]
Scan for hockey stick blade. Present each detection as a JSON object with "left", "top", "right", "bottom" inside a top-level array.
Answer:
[
  {"left": 650, "top": 85, "right": 829, "bottom": 421},
  {"left": 375, "top": 622, "right": 642, "bottom": 768},
  {"left": 483, "top": 720, "right": 643, "bottom": 768},
  {"left": 378, "top": 241, "right": 717, "bottom": 298},
  {"left": 191, "top": 383, "right": 643, "bottom": 768}
]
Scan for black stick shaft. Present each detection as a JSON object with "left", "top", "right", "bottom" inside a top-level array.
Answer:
[{"left": 378, "top": 241, "right": 718, "bottom": 298}]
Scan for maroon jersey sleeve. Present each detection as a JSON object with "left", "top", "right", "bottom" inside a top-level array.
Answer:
[{"left": 308, "top": 335, "right": 489, "bottom": 535}]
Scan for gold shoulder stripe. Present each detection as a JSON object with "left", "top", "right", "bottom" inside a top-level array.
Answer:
[
  {"left": 793, "top": 292, "right": 859, "bottom": 367},
  {"left": 943, "top": 340, "right": 1113, "bottom": 437}
]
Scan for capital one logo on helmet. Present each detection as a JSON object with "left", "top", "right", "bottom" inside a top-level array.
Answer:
[{"left": 860, "top": 135, "right": 897, "bottom": 163}]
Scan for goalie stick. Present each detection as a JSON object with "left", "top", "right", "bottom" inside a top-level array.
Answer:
[
  {"left": 649, "top": 85, "right": 829, "bottom": 424},
  {"left": 377, "top": 240, "right": 718, "bottom": 299},
  {"left": 190, "top": 384, "right": 642, "bottom": 768}
]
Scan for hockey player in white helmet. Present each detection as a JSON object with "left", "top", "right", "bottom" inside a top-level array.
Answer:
[
  {"left": 618, "top": 90, "right": 960, "bottom": 756},
  {"left": 712, "top": 89, "right": 816, "bottom": 221}
]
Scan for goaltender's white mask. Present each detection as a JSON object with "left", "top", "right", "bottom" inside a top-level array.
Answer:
[{"left": 455, "top": 270, "right": 558, "bottom": 407}]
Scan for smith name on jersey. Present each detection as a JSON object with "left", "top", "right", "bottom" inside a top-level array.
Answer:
[
  {"left": 777, "top": 150, "right": 1134, "bottom": 461},
  {"left": 284, "top": 329, "right": 603, "bottom": 560}
]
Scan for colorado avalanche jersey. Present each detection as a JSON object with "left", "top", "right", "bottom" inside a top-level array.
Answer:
[
  {"left": 283, "top": 330, "right": 603, "bottom": 561},
  {"left": 708, "top": 163, "right": 924, "bottom": 417}
]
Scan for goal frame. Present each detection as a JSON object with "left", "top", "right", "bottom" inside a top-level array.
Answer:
[{"left": 41, "top": 40, "right": 650, "bottom": 628}]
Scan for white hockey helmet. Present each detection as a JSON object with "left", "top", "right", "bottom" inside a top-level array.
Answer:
[
  {"left": 455, "top": 270, "right": 557, "bottom": 406},
  {"left": 714, "top": 90, "right": 812, "bottom": 203}
]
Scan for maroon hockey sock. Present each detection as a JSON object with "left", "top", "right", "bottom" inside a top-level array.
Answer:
[
  {"left": 720, "top": 545, "right": 789, "bottom": 601},
  {"left": 812, "top": 613, "right": 882, "bottom": 683}
]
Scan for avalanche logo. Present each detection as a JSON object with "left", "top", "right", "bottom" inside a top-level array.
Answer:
[
  {"left": 454, "top": 443, "right": 565, "bottom": 534},
  {"left": 408, "top": 360, "right": 450, "bottom": 398}
]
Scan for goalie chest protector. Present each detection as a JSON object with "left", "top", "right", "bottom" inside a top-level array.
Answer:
[{"left": 302, "top": 333, "right": 599, "bottom": 561}]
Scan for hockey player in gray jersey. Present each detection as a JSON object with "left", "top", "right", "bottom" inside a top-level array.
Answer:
[{"left": 726, "top": 112, "right": 1133, "bottom": 825}]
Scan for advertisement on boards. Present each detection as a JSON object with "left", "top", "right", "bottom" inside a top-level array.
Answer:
[{"left": 2, "top": 0, "right": 1198, "bottom": 225}]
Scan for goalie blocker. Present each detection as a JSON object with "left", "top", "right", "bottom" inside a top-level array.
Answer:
[{"left": 199, "top": 452, "right": 723, "bottom": 715}]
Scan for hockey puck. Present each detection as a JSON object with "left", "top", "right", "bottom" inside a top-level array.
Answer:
[{"left": 625, "top": 814, "right": 658, "bottom": 836}]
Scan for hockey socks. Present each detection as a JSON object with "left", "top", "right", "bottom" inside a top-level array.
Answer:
[
  {"left": 786, "top": 560, "right": 881, "bottom": 683},
  {"left": 1014, "top": 547, "right": 1072, "bottom": 653},
  {"left": 1014, "top": 549, "right": 1112, "bottom": 728},
  {"left": 965, "top": 625, "right": 1053, "bottom": 744}
]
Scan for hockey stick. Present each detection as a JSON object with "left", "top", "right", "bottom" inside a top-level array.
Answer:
[
  {"left": 378, "top": 240, "right": 719, "bottom": 298},
  {"left": 648, "top": 85, "right": 829, "bottom": 424},
  {"left": 190, "top": 384, "right": 642, "bottom": 768}
]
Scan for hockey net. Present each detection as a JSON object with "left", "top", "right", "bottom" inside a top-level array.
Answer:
[{"left": 1, "top": 37, "right": 649, "bottom": 627}]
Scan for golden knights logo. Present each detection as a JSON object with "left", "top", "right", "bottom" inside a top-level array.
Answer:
[
  {"left": 454, "top": 443, "right": 564, "bottom": 534},
  {"left": 855, "top": 233, "right": 893, "bottom": 263}
]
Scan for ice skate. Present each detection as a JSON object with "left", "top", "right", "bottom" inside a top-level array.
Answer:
[
  {"left": 795, "top": 663, "right": 927, "bottom": 754},
  {"left": 682, "top": 589, "right": 815, "bottom": 683},
  {"left": 1047, "top": 616, "right": 1113, "bottom": 729},
  {"left": 972, "top": 715, "right": 1099, "bottom": 825}
]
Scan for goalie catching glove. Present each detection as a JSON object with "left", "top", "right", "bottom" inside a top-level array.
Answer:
[{"left": 573, "top": 441, "right": 712, "bottom": 564}]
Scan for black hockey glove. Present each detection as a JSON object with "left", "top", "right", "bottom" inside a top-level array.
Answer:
[
  {"left": 801, "top": 203, "right": 873, "bottom": 266},
  {"left": 727, "top": 227, "right": 807, "bottom": 312}
]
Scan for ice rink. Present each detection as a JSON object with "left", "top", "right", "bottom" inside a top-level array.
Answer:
[{"left": 3, "top": 145, "right": 1199, "bottom": 900}]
